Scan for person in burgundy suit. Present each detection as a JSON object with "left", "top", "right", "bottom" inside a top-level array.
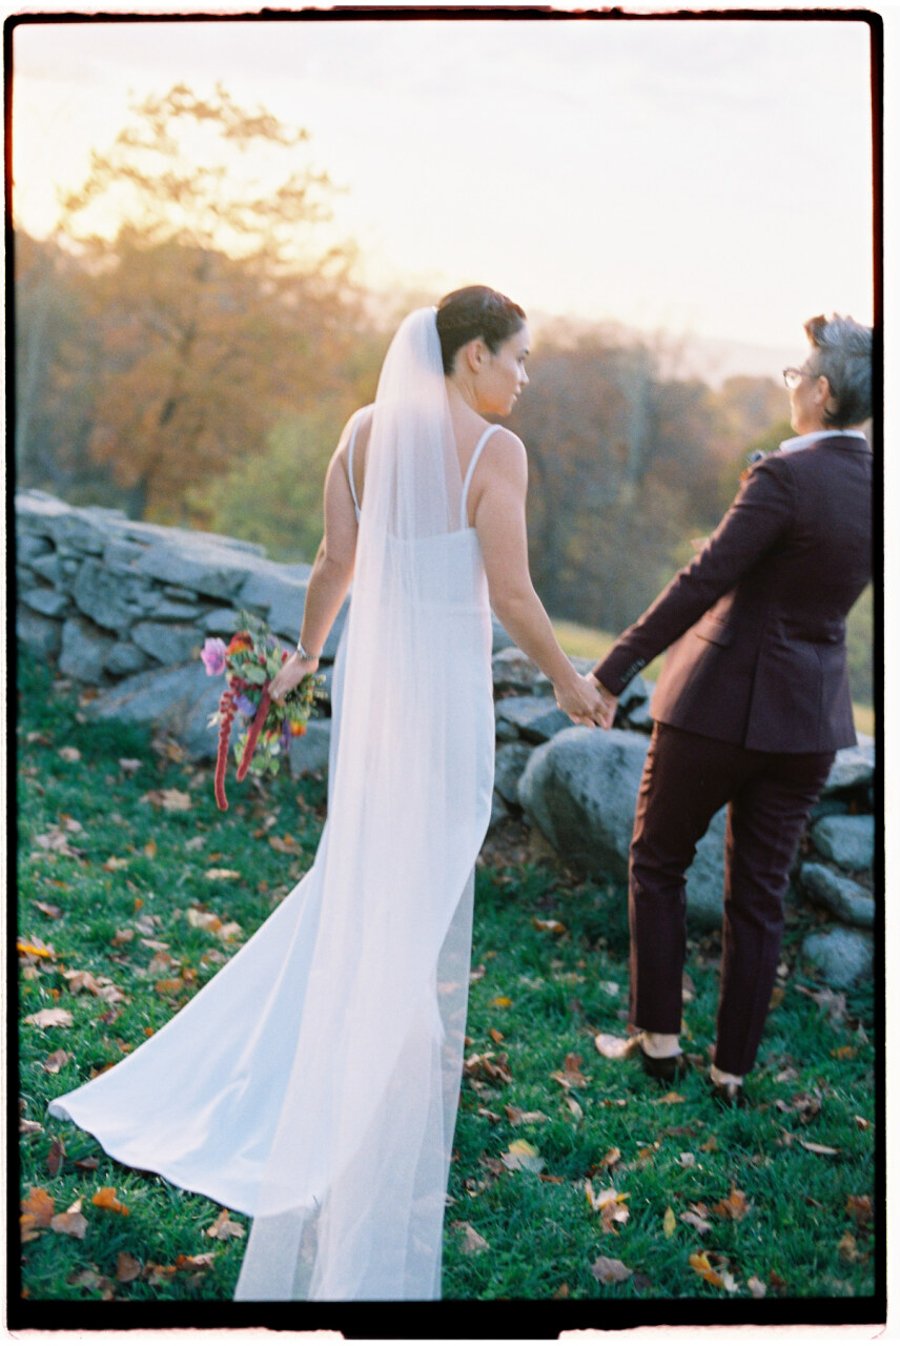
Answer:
[{"left": 591, "top": 314, "right": 873, "bottom": 1104}]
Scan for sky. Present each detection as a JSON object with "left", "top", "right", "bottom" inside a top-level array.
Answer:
[{"left": 9, "top": 5, "right": 879, "bottom": 366}]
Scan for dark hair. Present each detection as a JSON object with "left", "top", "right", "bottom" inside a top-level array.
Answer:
[
  {"left": 435, "top": 285, "right": 526, "bottom": 375},
  {"left": 804, "top": 313, "right": 873, "bottom": 427}
]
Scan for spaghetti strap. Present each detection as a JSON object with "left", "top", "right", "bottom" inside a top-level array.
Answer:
[
  {"left": 459, "top": 424, "right": 501, "bottom": 529},
  {"left": 346, "top": 413, "right": 363, "bottom": 519}
]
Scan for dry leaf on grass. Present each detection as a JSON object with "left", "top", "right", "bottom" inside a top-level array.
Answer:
[
  {"left": 451, "top": 1221, "right": 490, "bottom": 1255},
  {"left": 585, "top": 1182, "right": 630, "bottom": 1232},
  {"left": 464, "top": 1052, "right": 512, "bottom": 1085},
  {"left": 115, "top": 1252, "right": 143, "bottom": 1282},
  {"left": 747, "top": 1274, "right": 767, "bottom": 1298},
  {"left": 206, "top": 1209, "right": 246, "bottom": 1240},
  {"left": 175, "top": 1252, "right": 217, "bottom": 1272},
  {"left": 846, "top": 1195, "right": 873, "bottom": 1228},
  {"left": 532, "top": 917, "right": 567, "bottom": 935},
  {"left": 141, "top": 788, "right": 192, "bottom": 812},
  {"left": 21, "top": 1187, "right": 55, "bottom": 1241},
  {"left": 58, "top": 746, "right": 82, "bottom": 763},
  {"left": 46, "top": 1138, "right": 66, "bottom": 1177},
  {"left": 41, "top": 1051, "right": 74, "bottom": 1077},
  {"left": 655, "top": 1091, "right": 685, "bottom": 1106},
  {"left": 663, "top": 1207, "right": 677, "bottom": 1238},
  {"left": 680, "top": 1206, "right": 713, "bottom": 1236},
  {"left": 92, "top": 1186, "right": 130, "bottom": 1216},
  {"left": 505, "top": 1105, "right": 549, "bottom": 1126},
  {"left": 591, "top": 1255, "right": 633, "bottom": 1285},
  {"left": 838, "top": 1231, "right": 865, "bottom": 1264},
  {"left": 33, "top": 901, "right": 64, "bottom": 920},
  {"left": 51, "top": 1202, "right": 88, "bottom": 1240},
  {"left": 501, "top": 1139, "right": 545, "bottom": 1174},
  {"left": 67, "top": 1266, "right": 115, "bottom": 1299},
  {"left": 689, "top": 1251, "right": 738, "bottom": 1291},
  {"left": 551, "top": 1053, "right": 588, "bottom": 1090},
  {"left": 204, "top": 868, "right": 242, "bottom": 881},
  {"left": 799, "top": 1140, "right": 840, "bottom": 1157},
  {"left": 18, "top": 938, "right": 56, "bottom": 961},
  {"left": 24, "top": 1008, "right": 73, "bottom": 1030},
  {"left": 102, "top": 857, "right": 129, "bottom": 872},
  {"left": 713, "top": 1188, "right": 750, "bottom": 1222}
]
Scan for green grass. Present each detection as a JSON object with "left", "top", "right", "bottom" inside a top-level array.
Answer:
[{"left": 16, "top": 660, "right": 878, "bottom": 1304}]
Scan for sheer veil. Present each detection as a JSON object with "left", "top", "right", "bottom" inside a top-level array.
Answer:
[{"left": 234, "top": 307, "right": 494, "bottom": 1299}]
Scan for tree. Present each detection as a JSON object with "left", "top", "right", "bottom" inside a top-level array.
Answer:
[{"left": 49, "top": 84, "right": 359, "bottom": 520}]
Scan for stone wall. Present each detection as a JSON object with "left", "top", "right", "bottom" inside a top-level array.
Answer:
[{"left": 16, "top": 490, "right": 877, "bottom": 986}]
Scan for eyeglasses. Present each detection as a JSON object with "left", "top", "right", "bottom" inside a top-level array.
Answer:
[{"left": 783, "top": 367, "right": 820, "bottom": 390}]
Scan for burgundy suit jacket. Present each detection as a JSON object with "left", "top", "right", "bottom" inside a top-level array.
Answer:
[{"left": 593, "top": 435, "right": 872, "bottom": 753}]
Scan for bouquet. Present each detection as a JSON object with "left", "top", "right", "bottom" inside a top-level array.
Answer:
[{"left": 201, "top": 612, "right": 322, "bottom": 811}]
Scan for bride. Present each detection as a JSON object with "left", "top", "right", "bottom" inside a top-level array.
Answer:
[{"left": 48, "top": 286, "right": 608, "bottom": 1301}]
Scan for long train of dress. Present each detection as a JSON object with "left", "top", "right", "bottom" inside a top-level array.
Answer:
[{"left": 48, "top": 517, "right": 496, "bottom": 1300}]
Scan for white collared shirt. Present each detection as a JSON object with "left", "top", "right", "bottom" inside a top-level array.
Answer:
[{"left": 779, "top": 428, "right": 868, "bottom": 453}]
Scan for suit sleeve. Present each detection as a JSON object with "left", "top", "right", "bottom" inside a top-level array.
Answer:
[{"left": 593, "top": 454, "right": 797, "bottom": 695}]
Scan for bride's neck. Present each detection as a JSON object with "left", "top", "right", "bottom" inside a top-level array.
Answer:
[{"left": 445, "top": 377, "right": 483, "bottom": 419}]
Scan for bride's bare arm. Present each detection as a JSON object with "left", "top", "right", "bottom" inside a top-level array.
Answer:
[
  {"left": 270, "top": 424, "right": 359, "bottom": 701},
  {"left": 472, "top": 430, "right": 607, "bottom": 725}
]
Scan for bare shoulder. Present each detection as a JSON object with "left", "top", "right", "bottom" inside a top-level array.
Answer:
[{"left": 481, "top": 425, "right": 527, "bottom": 470}]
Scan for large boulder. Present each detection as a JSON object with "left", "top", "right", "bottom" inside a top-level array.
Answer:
[
  {"left": 800, "top": 927, "right": 873, "bottom": 988},
  {"left": 85, "top": 662, "right": 224, "bottom": 759},
  {"left": 809, "top": 815, "right": 875, "bottom": 873},
  {"left": 821, "top": 738, "right": 875, "bottom": 796},
  {"left": 798, "top": 863, "right": 875, "bottom": 928},
  {"left": 519, "top": 727, "right": 726, "bottom": 929},
  {"left": 495, "top": 695, "right": 571, "bottom": 745}
]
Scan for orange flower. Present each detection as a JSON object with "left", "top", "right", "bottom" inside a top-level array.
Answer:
[
  {"left": 226, "top": 632, "right": 252, "bottom": 655},
  {"left": 290, "top": 722, "right": 307, "bottom": 737}
]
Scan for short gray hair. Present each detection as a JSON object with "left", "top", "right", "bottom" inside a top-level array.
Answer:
[{"left": 804, "top": 313, "right": 873, "bottom": 428}]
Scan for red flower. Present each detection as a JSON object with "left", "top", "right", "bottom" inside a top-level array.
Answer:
[{"left": 227, "top": 632, "right": 252, "bottom": 655}]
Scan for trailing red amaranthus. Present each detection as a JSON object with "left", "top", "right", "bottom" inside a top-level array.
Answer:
[
  {"left": 236, "top": 688, "right": 272, "bottom": 782},
  {"left": 214, "top": 688, "right": 237, "bottom": 811}
]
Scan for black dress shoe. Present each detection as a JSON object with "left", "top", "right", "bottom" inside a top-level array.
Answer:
[
  {"left": 637, "top": 1041, "right": 688, "bottom": 1083},
  {"left": 709, "top": 1080, "right": 746, "bottom": 1108}
]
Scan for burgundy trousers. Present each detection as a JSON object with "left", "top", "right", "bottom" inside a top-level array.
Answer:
[{"left": 628, "top": 722, "right": 834, "bottom": 1076}]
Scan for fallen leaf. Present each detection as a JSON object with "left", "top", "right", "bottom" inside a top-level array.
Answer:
[
  {"left": 532, "top": 917, "right": 567, "bottom": 934},
  {"left": 469, "top": 964, "right": 486, "bottom": 983},
  {"left": 21, "top": 1187, "right": 55, "bottom": 1241},
  {"left": 174, "top": 1252, "right": 216, "bottom": 1272},
  {"left": 591, "top": 1255, "right": 633, "bottom": 1285},
  {"left": 501, "top": 1139, "right": 545, "bottom": 1173},
  {"left": 20, "top": 1119, "right": 44, "bottom": 1136},
  {"left": 67, "top": 1266, "right": 115, "bottom": 1298},
  {"left": 58, "top": 746, "right": 82, "bottom": 763},
  {"left": 748, "top": 1275, "right": 767, "bottom": 1298},
  {"left": 24, "top": 1008, "right": 73, "bottom": 1029},
  {"left": 505, "top": 1105, "right": 549, "bottom": 1126},
  {"left": 713, "top": 1187, "right": 749, "bottom": 1222},
  {"left": 184, "top": 836, "right": 205, "bottom": 853},
  {"left": 464, "top": 1052, "right": 512, "bottom": 1085},
  {"left": 102, "top": 857, "right": 129, "bottom": 872},
  {"left": 846, "top": 1195, "right": 873, "bottom": 1228},
  {"left": 205, "top": 1209, "right": 246, "bottom": 1241},
  {"left": 838, "top": 1231, "right": 863, "bottom": 1263},
  {"left": 799, "top": 1140, "right": 840, "bottom": 1157},
  {"left": 655, "top": 1091, "right": 685, "bottom": 1105},
  {"left": 488, "top": 1028, "right": 504, "bottom": 1044},
  {"left": 689, "top": 1251, "right": 725, "bottom": 1287},
  {"left": 490, "top": 995, "right": 512, "bottom": 1008},
  {"left": 566, "top": 1096, "right": 584, "bottom": 1121},
  {"left": 204, "top": 868, "right": 242, "bottom": 881},
  {"left": 18, "top": 938, "right": 56, "bottom": 959},
  {"left": 155, "top": 978, "right": 186, "bottom": 996},
  {"left": 144, "top": 839, "right": 158, "bottom": 858},
  {"left": 854, "top": 1115, "right": 871, "bottom": 1131},
  {"left": 141, "top": 788, "right": 192, "bottom": 812},
  {"left": 115, "top": 1252, "right": 143, "bottom": 1282},
  {"left": 832, "top": 1045, "right": 857, "bottom": 1060},
  {"left": 663, "top": 1206, "right": 677, "bottom": 1238},
  {"left": 46, "top": 1137, "right": 66, "bottom": 1176},
  {"left": 680, "top": 1208, "right": 713, "bottom": 1236},
  {"left": 217, "top": 921, "right": 243, "bottom": 942},
  {"left": 187, "top": 907, "right": 222, "bottom": 933},
  {"left": 477, "top": 1106, "right": 502, "bottom": 1123},
  {"left": 268, "top": 834, "right": 300, "bottom": 854},
  {"left": 33, "top": 901, "right": 64, "bottom": 920},
  {"left": 451, "top": 1221, "right": 489, "bottom": 1254},
  {"left": 75, "top": 1156, "right": 100, "bottom": 1171},
  {"left": 597, "top": 1147, "right": 622, "bottom": 1169},
  {"left": 92, "top": 1186, "right": 130, "bottom": 1216},
  {"left": 51, "top": 1205, "right": 88, "bottom": 1239},
  {"left": 594, "top": 1033, "right": 634, "bottom": 1060},
  {"left": 144, "top": 1262, "right": 178, "bottom": 1285},
  {"left": 118, "top": 758, "right": 142, "bottom": 773}
]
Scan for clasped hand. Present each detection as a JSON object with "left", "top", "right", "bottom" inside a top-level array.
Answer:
[
  {"left": 554, "top": 673, "right": 617, "bottom": 730},
  {"left": 269, "top": 651, "right": 318, "bottom": 704}
]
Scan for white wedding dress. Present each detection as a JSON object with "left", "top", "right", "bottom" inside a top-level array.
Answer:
[{"left": 48, "top": 309, "right": 497, "bottom": 1300}]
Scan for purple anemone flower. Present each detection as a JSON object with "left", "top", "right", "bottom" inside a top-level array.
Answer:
[
  {"left": 200, "top": 637, "right": 227, "bottom": 677},
  {"left": 235, "top": 693, "right": 256, "bottom": 718}
]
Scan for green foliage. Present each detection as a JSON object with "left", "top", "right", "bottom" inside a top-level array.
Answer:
[{"left": 16, "top": 662, "right": 877, "bottom": 1305}]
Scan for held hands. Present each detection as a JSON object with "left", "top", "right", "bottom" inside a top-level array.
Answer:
[
  {"left": 269, "top": 651, "right": 319, "bottom": 704},
  {"left": 554, "top": 672, "right": 617, "bottom": 729}
]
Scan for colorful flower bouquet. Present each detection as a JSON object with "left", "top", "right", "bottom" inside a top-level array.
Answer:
[{"left": 201, "top": 612, "right": 322, "bottom": 811}]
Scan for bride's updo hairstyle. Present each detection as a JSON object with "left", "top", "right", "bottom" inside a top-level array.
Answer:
[{"left": 436, "top": 285, "right": 527, "bottom": 376}]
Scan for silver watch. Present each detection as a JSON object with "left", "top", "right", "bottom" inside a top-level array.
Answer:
[{"left": 295, "top": 639, "right": 319, "bottom": 661}]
